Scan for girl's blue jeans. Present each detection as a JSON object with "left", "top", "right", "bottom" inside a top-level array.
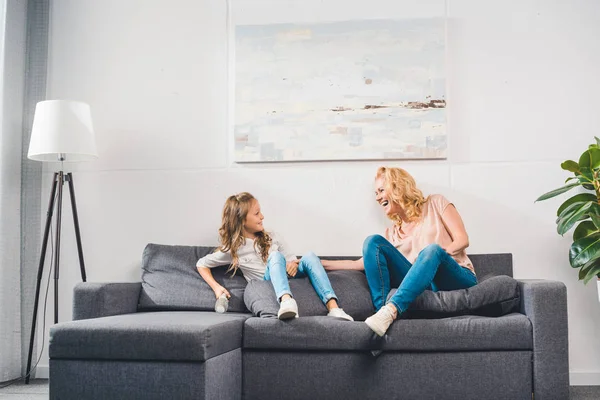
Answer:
[
  {"left": 362, "top": 235, "right": 477, "bottom": 313},
  {"left": 264, "top": 251, "right": 337, "bottom": 305}
]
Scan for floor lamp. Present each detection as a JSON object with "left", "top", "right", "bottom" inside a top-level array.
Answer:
[{"left": 25, "top": 100, "right": 98, "bottom": 383}]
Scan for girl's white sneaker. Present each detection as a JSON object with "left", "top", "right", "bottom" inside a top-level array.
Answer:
[
  {"left": 278, "top": 298, "right": 299, "bottom": 320},
  {"left": 327, "top": 308, "right": 354, "bottom": 321}
]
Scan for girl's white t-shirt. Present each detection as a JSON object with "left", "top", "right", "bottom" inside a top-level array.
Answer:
[{"left": 196, "top": 234, "right": 297, "bottom": 282}]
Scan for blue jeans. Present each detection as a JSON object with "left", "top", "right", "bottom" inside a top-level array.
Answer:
[
  {"left": 362, "top": 235, "right": 477, "bottom": 313},
  {"left": 264, "top": 251, "right": 337, "bottom": 305}
]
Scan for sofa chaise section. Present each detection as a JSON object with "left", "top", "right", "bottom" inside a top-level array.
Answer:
[{"left": 50, "top": 310, "right": 249, "bottom": 400}]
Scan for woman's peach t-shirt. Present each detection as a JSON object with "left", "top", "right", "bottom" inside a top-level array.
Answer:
[{"left": 385, "top": 194, "right": 474, "bottom": 273}]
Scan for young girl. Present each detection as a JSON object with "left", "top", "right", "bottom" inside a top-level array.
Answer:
[{"left": 196, "top": 192, "right": 353, "bottom": 321}]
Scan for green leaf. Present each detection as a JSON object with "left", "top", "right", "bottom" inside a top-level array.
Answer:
[
  {"left": 591, "top": 213, "right": 600, "bottom": 230},
  {"left": 561, "top": 160, "right": 580, "bottom": 173},
  {"left": 582, "top": 264, "right": 600, "bottom": 284},
  {"left": 576, "top": 166, "right": 595, "bottom": 190},
  {"left": 535, "top": 183, "right": 581, "bottom": 202},
  {"left": 569, "top": 232, "right": 600, "bottom": 268},
  {"left": 557, "top": 202, "right": 594, "bottom": 234},
  {"left": 579, "top": 148, "right": 600, "bottom": 170},
  {"left": 591, "top": 149, "right": 600, "bottom": 169},
  {"left": 596, "top": 136, "right": 600, "bottom": 148},
  {"left": 577, "top": 258, "right": 600, "bottom": 283},
  {"left": 558, "top": 201, "right": 590, "bottom": 220},
  {"left": 578, "top": 259, "right": 599, "bottom": 280},
  {"left": 579, "top": 149, "right": 591, "bottom": 169},
  {"left": 577, "top": 167, "right": 594, "bottom": 184},
  {"left": 556, "top": 193, "right": 597, "bottom": 216},
  {"left": 573, "top": 220, "right": 599, "bottom": 241}
]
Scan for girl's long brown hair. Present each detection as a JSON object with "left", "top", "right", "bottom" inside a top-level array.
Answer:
[
  {"left": 376, "top": 167, "right": 428, "bottom": 226},
  {"left": 218, "top": 192, "right": 272, "bottom": 275}
]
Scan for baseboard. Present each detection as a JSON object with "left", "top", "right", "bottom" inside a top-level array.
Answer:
[
  {"left": 33, "top": 364, "right": 48, "bottom": 379},
  {"left": 570, "top": 372, "right": 600, "bottom": 386}
]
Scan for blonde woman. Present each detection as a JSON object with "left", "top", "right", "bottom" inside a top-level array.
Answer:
[
  {"left": 197, "top": 192, "right": 353, "bottom": 321},
  {"left": 322, "top": 167, "right": 477, "bottom": 336}
]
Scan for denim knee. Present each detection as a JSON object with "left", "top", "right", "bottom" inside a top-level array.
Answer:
[
  {"left": 300, "top": 251, "right": 319, "bottom": 265},
  {"left": 419, "top": 243, "right": 443, "bottom": 258},
  {"left": 268, "top": 251, "right": 286, "bottom": 264},
  {"left": 362, "top": 234, "right": 386, "bottom": 255}
]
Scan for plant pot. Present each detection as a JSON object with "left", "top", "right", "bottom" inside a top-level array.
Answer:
[{"left": 598, "top": 278, "right": 600, "bottom": 303}]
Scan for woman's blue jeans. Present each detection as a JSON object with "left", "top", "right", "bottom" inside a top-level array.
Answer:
[
  {"left": 264, "top": 251, "right": 337, "bottom": 305},
  {"left": 362, "top": 235, "right": 477, "bottom": 313}
]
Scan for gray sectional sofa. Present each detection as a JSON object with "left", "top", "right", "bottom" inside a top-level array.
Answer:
[{"left": 48, "top": 244, "right": 570, "bottom": 400}]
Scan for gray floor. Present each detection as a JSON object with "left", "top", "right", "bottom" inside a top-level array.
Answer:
[
  {"left": 0, "top": 380, "right": 47, "bottom": 400},
  {"left": 0, "top": 379, "right": 599, "bottom": 399}
]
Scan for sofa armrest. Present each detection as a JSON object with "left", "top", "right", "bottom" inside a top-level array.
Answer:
[
  {"left": 73, "top": 282, "right": 142, "bottom": 320},
  {"left": 518, "top": 279, "right": 569, "bottom": 400}
]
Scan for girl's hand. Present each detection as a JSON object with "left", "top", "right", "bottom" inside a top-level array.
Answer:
[
  {"left": 214, "top": 286, "right": 231, "bottom": 299},
  {"left": 286, "top": 260, "right": 300, "bottom": 277}
]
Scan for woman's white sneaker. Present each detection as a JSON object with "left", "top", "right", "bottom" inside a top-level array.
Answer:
[
  {"left": 364, "top": 304, "right": 396, "bottom": 336},
  {"left": 327, "top": 308, "right": 354, "bottom": 321}
]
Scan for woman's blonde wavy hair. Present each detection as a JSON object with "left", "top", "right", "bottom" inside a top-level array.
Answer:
[
  {"left": 376, "top": 167, "right": 428, "bottom": 225},
  {"left": 218, "top": 192, "right": 272, "bottom": 276}
]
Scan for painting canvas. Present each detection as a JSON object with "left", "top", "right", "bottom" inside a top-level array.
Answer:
[{"left": 234, "top": 18, "right": 446, "bottom": 162}]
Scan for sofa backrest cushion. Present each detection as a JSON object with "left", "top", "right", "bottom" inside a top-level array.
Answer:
[
  {"left": 244, "top": 270, "right": 375, "bottom": 321},
  {"left": 389, "top": 275, "right": 521, "bottom": 319},
  {"left": 138, "top": 243, "right": 249, "bottom": 313},
  {"left": 470, "top": 253, "right": 513, "bottom": 281}
]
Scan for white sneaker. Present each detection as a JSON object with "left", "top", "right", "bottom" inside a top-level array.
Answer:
[
  {"left": 278, "top": 298, "right": 299, "bottom": 320},
  {"left": 365, "top": 304, "right": 396, "bottom": 337},
  {"left": 327, "top": 308, "right": 354, "bottom": 321}
]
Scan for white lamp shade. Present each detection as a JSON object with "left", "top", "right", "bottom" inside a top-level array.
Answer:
[{"left": 28, "top": 100, "right": 98, "bottom": 162}]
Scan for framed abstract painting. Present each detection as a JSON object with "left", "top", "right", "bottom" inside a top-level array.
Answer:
[{"left": 230, "top": 0, "right": 447, "bottom": 162}]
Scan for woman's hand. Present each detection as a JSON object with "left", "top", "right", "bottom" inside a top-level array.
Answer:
[
  {"left": 442, "top": 246, "right": 462, "bottom": 257},
  {"left": 286, "top": 259, "right": 300, "bottom": 277}
]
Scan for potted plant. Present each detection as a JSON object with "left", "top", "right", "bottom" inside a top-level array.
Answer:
[{"left": 536, "top": 137, "right": 600, "bottom": 301}]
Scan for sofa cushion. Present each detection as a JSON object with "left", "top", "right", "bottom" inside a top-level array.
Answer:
[
  {"left": 138, "top": 243, "right": 249, "bottom": 313},
  {"left": 243, "top": 313, "right": 532, "bottom": 351},
  {"left": 244, "top": 270, "right": 375, "bottom": 321},
  {"left": 470, "top": 253, "right": 513, "bottom": 280},
  {"left": 50, "top": 311, "right": 250, "bottom": 362},
  {"left": 390, "top": 275, "right": 521, "bottom": 319}
]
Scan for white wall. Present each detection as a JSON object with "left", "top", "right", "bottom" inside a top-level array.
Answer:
[{"left": 34, "top": 0, "right": 600, "bottom": 384}]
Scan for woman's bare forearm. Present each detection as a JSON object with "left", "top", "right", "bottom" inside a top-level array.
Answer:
[
  {"left": 321, "top": 258, "right": 364, "bottom": 271},
  {"left": 444, "top": 235, "right": 469, "bottom": 256}
]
